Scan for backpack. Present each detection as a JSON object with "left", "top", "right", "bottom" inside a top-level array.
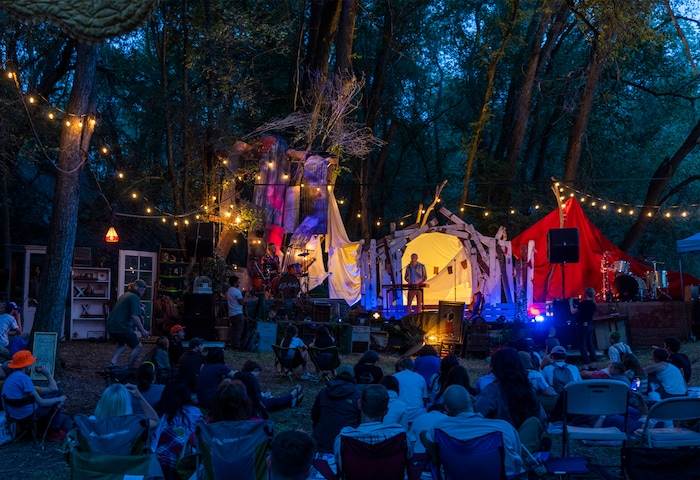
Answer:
[
  {"left": 552, "top": 364, "right": 574, "bottom": 394},
  {"left": 241, "top": 318, "right": 260, "bottom": 352}
]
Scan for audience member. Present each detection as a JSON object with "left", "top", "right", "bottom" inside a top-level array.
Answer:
[
  {"left": 0, "top": 302, "right": 22, "bottom": 356},
  {"left": 473, "top": 347, "right": 543, "bottom": 452},
  {"left": 645, "top": 348, "right": 687, "bottom": 398},
  {"left": 177, "top": 338, "right": 206, "bottom": 395},
  {"left": 227, "top": 275, "right": 248, "bottom": 350},
  {"left": 423, "top": 385, "right": 523, "bottom": 478},
  {"left": 354, "top": 350, "right": 384, "bottom": 384},
  {"left": 239, "top": 360, "right": 302, "bottom": 414},
  {"left": 94, "top": 383, "right": 159, "bottom": 429},
  {"left": 413, "top": 345, "right": 441, "bottom": 387},
  {"left": 380, "top": 375, "right": 408, "bottom": 430},
  {"left": 310, "top": 326, "right": 335, "bottom": 348},
  {"left": 196, "top": 347, "right": 236, "bottom": 408},
  {"left": 208, "top": 380, "right": 253, "bottom": 422},
  {"left": 541, "top": 346, "right": 582, "bottom": 394},
  {"left": 132, "top": 361, "right": 164, "bottom": 415},
  {"left": 280, "top": 325, "right": 313, "bottom": 380},
  {"left": 152, "top": 380, "right": 203, "bottom": 479},
  {"left": 428, "top": 354, "right": 459, "bottom": 405},
  {"left": 268, "top": 430, "right": 316, "bottom": 480},
  {"left": 607, "top": 331, "right": 632, "bottom": 363},
  {"left": 311, "top": 365, "right": 361, "bottom": 453},
  {"left": 269, "top": 430, "right": 315, "bottom": 480},
  {"left": 433, "top": 365, "right": 475, "bottom": 406},
  {"left": 407, "top": 406, "right": 447, "bottom": 455},
  {"left": 622, "top": 353, "right": 648, "bottom": 395},
  {"left": 1, "top": 350, "right": 71, "bottom": 436},
  {"left": 152, "top": 336, "right": 171, "bottom": 369},
  {"left": 107, "top": 279, "right": 150, "bottom": 367},
  {"left": 662, "top": 337, "right": 692, "bottom": 384},
  {"left": 333, "top": 384, "right": 407, "bottom": 472},
  {"left": 394, "top": 357, "right": 428, "bottom": 424},
  {"left": 168, "top": 324, "right": 186, "bottom": 365}
]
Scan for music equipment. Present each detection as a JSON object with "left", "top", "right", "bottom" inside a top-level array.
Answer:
[
  {"left": 186, "top": 222, "right": 215, "bottom": 258},
  {"left": 272, "top": 274, "right": 301, "bottom": 299},
  {"left": 183, "top": 293, "right": 215, "bottom": 340},
  {"left": 612, "top": 260, "right": 630, "bottom": 275},
  {"left": 547, "top": 228, "right": 579, "bottom": 263},
  {"left": 612, "top": 275, "right": 639, "bottom": 301}
]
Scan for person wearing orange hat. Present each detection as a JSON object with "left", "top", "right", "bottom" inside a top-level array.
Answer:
[
  {"left": 1, "top": 350, "right": 70, "bottom": 435},
  {"left": 169, "top": 324, "right": 186, "bottom": 365}
]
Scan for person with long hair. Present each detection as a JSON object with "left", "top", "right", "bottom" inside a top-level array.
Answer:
[
  {"left": 428, "top": 354, "right": 459, "bottom": 405},
  {"left": 433, "top": 365, "right": 475, "bottom": 406},
  {"left": 208, "top": 380, "right": 254, "bottom": 422},
  {"left": 622, "top": 353, "right": 648, "bottom": 395},
  {"left": 238, "top": 360, "right": 302, "bottom": 417},
  {"left": 473, "top": 347, "right": 543, "bottom": 451},
  {"left": 152, "top": 336, "right": 170, "bottom": 369},
  {"left": 279, "top": 325, "right": 312, "bottom": 379},
  {"left": 152, "top": 380, "right": 203, "bottom": 480}
]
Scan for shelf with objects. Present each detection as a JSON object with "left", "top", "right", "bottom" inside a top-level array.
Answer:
[
  {"left": 154, "top": 247, "right": 199, "bottom": 335},
  {"left": 69, "top": 267, "right": 111, "bottom": 340}
]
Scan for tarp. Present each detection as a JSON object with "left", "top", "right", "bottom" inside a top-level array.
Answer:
[
  {"left": 326, "top": 190, "right": 362, "bottom": 305},
  {"left": 401, "top": 232, "right": 473, "bottom": 304},
  {"left": 677, "top": 233, "right": 700, "bottom": 253},
  {"left": 511, "top": 198, "right": 697, "bottom": 301}
]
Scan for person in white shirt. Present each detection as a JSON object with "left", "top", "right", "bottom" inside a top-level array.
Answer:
[
  {"left": 541, "top": 346, "right": 582, "bottom": 393},
  {"left": 394, "top": 357, "right": 428, "bottom": 424},
  {"left": 607, "top": 331, "right": 632, "bottom": 363},
  {"left": 380, "top": 375, "right": 408, "bottom": 430},
  {"left": 226, "top": 275, "right": 248, "bottom": 350}
]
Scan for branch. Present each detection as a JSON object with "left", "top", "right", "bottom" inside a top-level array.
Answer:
[
  {"left": 660, "top": 175, "right": 700, "bottom": 205},
  {"left": 665, "top": 0, "right": 700, "bottom": 75},
  {"left": 421, "top": 180, "right": 447, "bottom": 227}
]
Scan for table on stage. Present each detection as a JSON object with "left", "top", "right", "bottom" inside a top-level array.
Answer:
[{"left": 383, "top": 283, "right": 428, "bottom": 311}]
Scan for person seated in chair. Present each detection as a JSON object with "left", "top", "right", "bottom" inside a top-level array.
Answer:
[
  {"left": 311, "top": 365, "right": 361, "bottom": 453},
  {"left": 177, "top": 338, "right": 206, "bottom": 395},
  {"left": 423, "top": 385, "right": 524, "bottom": 478},
  {"left": 268, "top": 430, "right": 316, "bottom": 480},
  {"left": 196, "top": 347, "right": 236, "bottom": 409},
  {"left": 279, "top": 325, "right": 313, "bottom": 380},
  {"left": 310, "top": 326, "right": 335, "bottom": 349},
  {"left": 1, "top": 349, "right": 72, "bottom": 437},
  {"left": 354, "top": 350, "right": 384, "bottom": 385},
  {"left": 333, "top": 384, "right": 407, "bottom": 472}
]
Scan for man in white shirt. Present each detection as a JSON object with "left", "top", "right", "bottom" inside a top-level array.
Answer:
[
  {"left": 0, "top": 302, "right": 22, "bottom": 354},
  {"left": 423, "top": 385, "right": 523, "bottom": 478},
  {"left": 607, "top": 331, "right": 632, "bottom": 363},
  {"left": 541, "top": 346, "right": 582, "bottom": 394},
  {"left": 394, "top": 357, "right": 428, "bottom": 424},
  {"left": 226, "top": 275, "right": 247, "bottom": 350}
]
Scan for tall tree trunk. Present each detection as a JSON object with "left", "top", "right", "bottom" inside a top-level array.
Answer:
[
  {"left": 620, "top": 119, "right": 700, "bottom": 251},
  {"left": 301, "top": 0, "right": 342, "bottom": 97},
  {"left": 33, "top": 43, "right": 99, "bottom": 339}
]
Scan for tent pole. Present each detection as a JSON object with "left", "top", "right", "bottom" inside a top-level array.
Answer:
[
  {"left": 561, "top": 262, "right": 566, "bottom": 300},
  {"left": 454, "top": 258, "right": 457, "bottom": 302}
]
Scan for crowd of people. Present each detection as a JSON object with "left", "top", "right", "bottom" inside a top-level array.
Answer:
[{"left": 0, "top": 278, "right": 696, "bottom": 479}]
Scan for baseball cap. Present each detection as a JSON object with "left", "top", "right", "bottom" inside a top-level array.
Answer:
[
  {"left": 551, "top": 346, "right": 567, "bottom": 355},
  {"left": 5, "top": 302, "right": 18, "bottom": 314},
  {"left": 170, "top": 324, "right": 186, "bottom": 335},
  {"left": 335, "top": 365, "right": 356, "bottom": 382},
  {"left": 189, "top": 337, "right": 204, "bottom": 348},
  {"left": 133, "top": 279, "right": 147, "bottom": 289}
]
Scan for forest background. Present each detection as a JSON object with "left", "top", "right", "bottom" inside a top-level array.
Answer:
[{"left": 1, "top": 0, "right": 700, "bottom": 337}]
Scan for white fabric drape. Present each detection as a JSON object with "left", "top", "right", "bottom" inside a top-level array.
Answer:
[{"left": 327, "top": 190, "right": 362, "bottom": 305}]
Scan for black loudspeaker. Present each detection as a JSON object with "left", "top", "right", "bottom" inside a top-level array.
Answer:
[
  {"left": 547, "top": 228, "right": 579, "bottom": 263},
  {"left": 313, "top": 303, "right": 332, "bottom": 323},
  {"left": 184, "top": 293, "right": 215, "bottom": 340},
  {"left": 186, "top": 222, "right": 215, "bottom": 258}
]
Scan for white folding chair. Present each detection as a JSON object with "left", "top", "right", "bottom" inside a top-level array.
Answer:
[
  {"left": 562, "top": 380, "right": 630, "bottom": 456},
  {"left": 636, "top": 397, "right": 700, "bottom": 448}
]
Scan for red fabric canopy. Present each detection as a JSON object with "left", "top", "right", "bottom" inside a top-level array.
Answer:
[{"left": 511, "top": 198, "right": 697, "bottom": 301}]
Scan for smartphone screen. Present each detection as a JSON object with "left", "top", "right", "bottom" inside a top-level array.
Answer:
[{"left": 631, "top": 377, "right": 641, "bottom": 391}]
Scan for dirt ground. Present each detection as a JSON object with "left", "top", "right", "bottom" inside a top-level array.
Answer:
[{"left": 1, "top": 338, "right": 699, "bottom": 479}]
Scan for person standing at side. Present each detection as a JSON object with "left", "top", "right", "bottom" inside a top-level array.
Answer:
[
  {"left": 107, "top": 279, "right": 150, "bottom": 367},
  {"left": 227, "top": 275, "right": 248, "bottom": 350},
  {"left": 404, "top": 254, "right": 427, "bottom": 313},
  {"left": 570, "top": 287, "right": 597, "bottom": 369}
]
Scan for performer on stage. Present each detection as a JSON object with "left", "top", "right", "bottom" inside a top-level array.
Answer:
[
  {"left": 570, "top": 287, "right": 597, "bottom": 369},
  {"left": 261, "top": 242, "right": 281, "bottom": 277},
  {"left": 405, "top": 253, "right": 427, "bottom": 313}
]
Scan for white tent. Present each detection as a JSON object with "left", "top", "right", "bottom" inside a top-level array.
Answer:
[{"left": 677, "top": 233, "right": 700, "bottom": 253}]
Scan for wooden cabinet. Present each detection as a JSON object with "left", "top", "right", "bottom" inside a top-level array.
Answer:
[
  {"left": 70, "top": 267, "right": 111, "bottom": 340},
  {"left": 157, "top": 248, "right": 198, "bottom": 302}
]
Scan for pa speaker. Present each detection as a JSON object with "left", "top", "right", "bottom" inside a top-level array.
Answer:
[
  {"left": 186, "top": 222, "right": 215, "bottom": 258},
  {"left": 547, "top": 228, "right": 579, "bottom": 263}
]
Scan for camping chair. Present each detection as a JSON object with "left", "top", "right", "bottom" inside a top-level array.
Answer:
[
  {"left": 64, "top": 414, "right": 164, "bottom": 479},
  {"left": 312, "top": 432, "right": 408, "bottom": 480},
  {"left": 271, "top": 344, "right": 305, "bottom": 381},
  {"left": 156, "top": 365, "right": 180, "bottom": 385},
  {"left": 308, "top": 346, "right": 340, "bottom": 383},
  {"left": 635, "top": 396, "right": 700, "bottom": 447},
  {"left": 97, "top": 365, "right": 140, "bottom": 387},
  {"left": 1, "top": 393, "right": 60, "bottom": 449},
  {"left": 194, "top": 419, "right": 274, "bottom": 480},
  {"left": 421, "top": 429, "right": 505, "bottom": 480}
]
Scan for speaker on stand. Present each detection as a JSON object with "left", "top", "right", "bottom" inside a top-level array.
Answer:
[
  {"left": 547, "top": 228, "right": 580, "bottom": 299},
  {"left": 186, "top": 222, "right": 215, "bottom": 259}
]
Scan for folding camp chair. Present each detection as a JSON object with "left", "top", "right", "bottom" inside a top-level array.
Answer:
[
  {"left": 1, "top": 393, "right": 60, "bottom": 449},
  {"left": 312, "top": 432, "right": 408, "bottom": 480},
  {"left": 308, "top": 346, "right": 340, "bottom": 383},
  {"left": 64, "top": 414, "right": 164, "bottom": 479},
  {"left": 635, "top": 397, "right": 700, "bottom": 447},
  {"left": 271, "top": 344, "right": 305, "bottom": 381},
  {"left": 433, "top": 429, "right": 505, "bottom": 480},
  {"left": 194, "top": 419, "right": 274, "bottom": 480}
]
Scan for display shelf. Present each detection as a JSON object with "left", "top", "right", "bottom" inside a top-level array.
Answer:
[{"left": 70, "top": 267, "right": 111, "bottom": 340}]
